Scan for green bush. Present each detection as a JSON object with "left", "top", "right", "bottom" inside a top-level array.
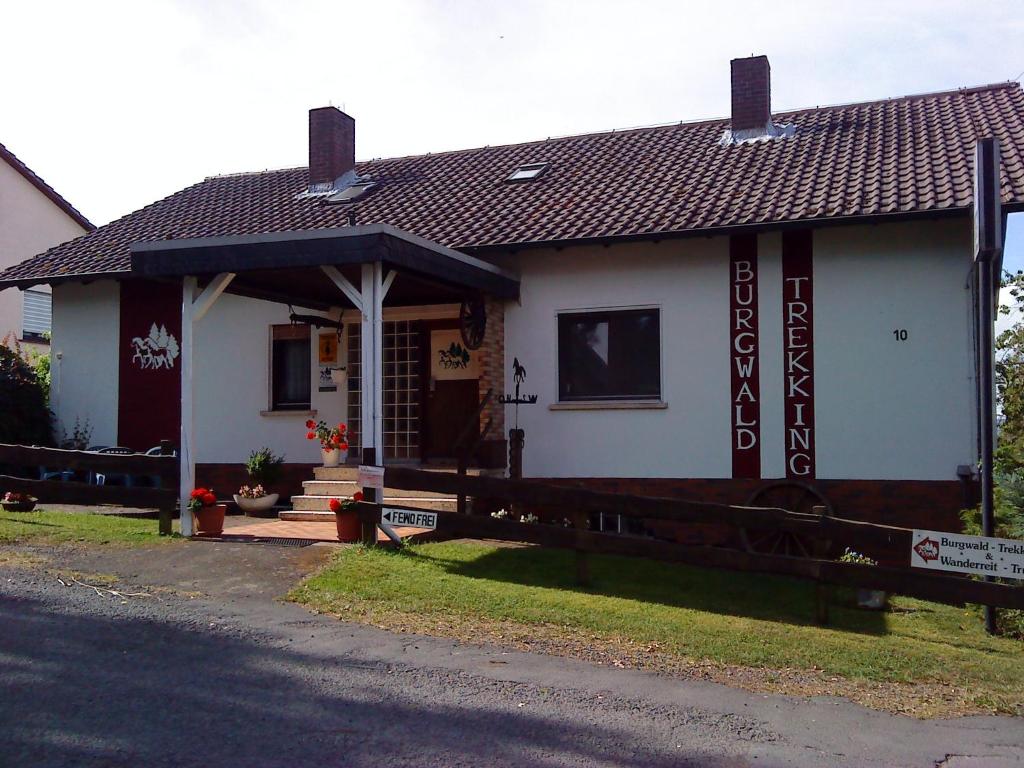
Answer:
[
  {"left": 961, "top": 470, "right": 1024, "bottom": 639},
  {"left": 0, "top": 344, "right": 52, "bottom": 446},
  {"left": 244, "top": 447, "right": 285, "bottom": 487}
]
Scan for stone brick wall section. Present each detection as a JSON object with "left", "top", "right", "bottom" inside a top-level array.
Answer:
[{"left": 475, "top": 295, "right": 506, "bottom": 468}]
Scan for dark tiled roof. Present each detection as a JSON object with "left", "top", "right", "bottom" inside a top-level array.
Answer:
[
  {"left": 0, "top": 142, "right": 94, "bottom": 232},
  {"left": 4, "top": 81, "right": 1024, "bottom": 286}
]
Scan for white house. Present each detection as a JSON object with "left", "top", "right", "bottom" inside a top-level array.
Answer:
[
  {"left": 0, "top": 143, "right": 92, "bottom": 353},
  {"left": 1, "top": 56, "right": 1021, "bottom": 538}
]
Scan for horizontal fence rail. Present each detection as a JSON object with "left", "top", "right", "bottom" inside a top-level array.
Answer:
[
  {"left": 374, "top": 468, "right": 1024, "bottom": 614},
  {"left": 0, "top": 442, "right": 178, "bottom": 535}
]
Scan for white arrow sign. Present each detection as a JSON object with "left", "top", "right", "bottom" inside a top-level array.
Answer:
[{"left": 381, "top": 507, "right": 438, "bottom": 530}]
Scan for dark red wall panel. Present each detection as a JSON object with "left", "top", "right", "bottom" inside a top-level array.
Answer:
[
  {"left": 782, "top": 231, "right": 815, "bottom": 479},
  {"left": 118, "top": 280, "right": 182, "bottom": 451},
  {"left": 729, "top": 235, "right": 761, "bottom": 479}
]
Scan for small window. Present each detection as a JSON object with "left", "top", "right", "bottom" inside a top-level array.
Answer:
[
  {"left": 558, "top": 309, "right": 660, "bottom": 401},
  {"left": 271, "top": 324, "right": 311, "bottom": 410},
  {"left": 22, "top": 289, "right": 51, "bottom": 341},
  {"left": 507, "top": 162, "right": 548, "bottom": 182}
]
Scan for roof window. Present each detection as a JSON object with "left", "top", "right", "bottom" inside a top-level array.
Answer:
[
  {"left": 507, "top": 162, "right": 548, "bottom": 182},
  {"left": 326, "top": 180, "right": 377, "bottom": 204}
]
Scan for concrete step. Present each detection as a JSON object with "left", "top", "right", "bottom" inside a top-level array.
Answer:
[
  {"left": 302, "top": 479, "right": 455, "bottom": 500},
  {"left": 289, "top": 495, "right": 459, "bottom": 513}
]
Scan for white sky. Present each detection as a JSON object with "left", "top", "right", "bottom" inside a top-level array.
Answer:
[{"left": 2, "top": 0, "right": 1024, "bottom": 264}]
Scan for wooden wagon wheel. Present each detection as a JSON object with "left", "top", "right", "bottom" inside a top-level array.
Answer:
[
  {"left": 739, "top": 481, "right": 833, "bottom": 557},
  {"left": 459, "top": 296, "right": 486, "bottom": 350}
]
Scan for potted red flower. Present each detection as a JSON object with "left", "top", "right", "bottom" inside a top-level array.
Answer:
[
  {"left": 189, "top": 487, "right": 226, "bottom": 536},
  {"left": 2, "top": 491, "right": 37, "bottom": 513},
  {"left": 329, "top": 491, "right": 364, "bottom": 542},
  {"left": 306, "top": 420, "right": 349, "bottom": 467}
]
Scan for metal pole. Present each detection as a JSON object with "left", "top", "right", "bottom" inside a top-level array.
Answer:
[{"left": 978, "top": 258, "right": 997, "bottom": 634}]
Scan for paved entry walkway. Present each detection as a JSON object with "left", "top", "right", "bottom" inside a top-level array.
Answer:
[{"left": 219, "top": 515, "right": 422, "bottom": 543}]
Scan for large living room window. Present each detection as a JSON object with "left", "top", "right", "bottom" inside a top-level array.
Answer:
[
  {"left": 271, "top": 324, "right": 311, "bottom": 410},
  {"left": 557, "top": 308, "right": 661, "bottom": 401}
]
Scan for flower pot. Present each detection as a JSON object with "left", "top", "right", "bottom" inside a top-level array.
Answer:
[
  {"left": 232, "top": 493, "right": 280, "bottom": 516},
  {"left": 334, "top": 510, "right": 361, "bottom": 542},
  {"left": 856, "top": 589, "right": 888, "bottom": 610},
  {"left": 2, "top": 500, "right": 36, "bottom": 513},
  {"left": 194, "top": 503, "right": 227, "bottom": 537},
  {"left": 321, "top": 448, "right": 341, "bottom": 467}
]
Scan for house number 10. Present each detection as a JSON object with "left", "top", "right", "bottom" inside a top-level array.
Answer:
[{"left": 893, "top": 329, "right": 909, "bottom": 341}]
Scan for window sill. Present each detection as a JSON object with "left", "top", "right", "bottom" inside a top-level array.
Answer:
[
  {"left": 549, "top": 400, "right": 668, "bottom": 411},
  {"left": 259, "top": 409, "right": 317, "bottom": 418}
]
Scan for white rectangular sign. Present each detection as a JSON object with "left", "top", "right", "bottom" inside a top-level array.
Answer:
[
  {"left": 357, "top": 465, "right": 385, "bottom": 490},
  {"left": 382, "top": 507, "right": 438, "bottom": 530},
  {"left": 911, "top": 529, "right": 1024, "bottom": 580}
]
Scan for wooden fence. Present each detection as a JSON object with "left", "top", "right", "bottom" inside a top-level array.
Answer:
[
  {"left": 0, "top": 442, "right": 178, "bottom": 535},
  {"left": 356, "top": 467, "right": 1024, "bottom": 620}
]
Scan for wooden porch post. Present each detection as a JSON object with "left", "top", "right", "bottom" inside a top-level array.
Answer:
[
  {"left": 360, "top": 262, "right": 385, "bottom": 467},
  {"left": 179, "top": 272, "right": 235, "bottom": 537}
]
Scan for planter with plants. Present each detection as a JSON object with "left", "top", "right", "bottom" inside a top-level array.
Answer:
[
  {"left": 233, "top": 447, "right": 284, "bottom": 515},
  {"left": 306, "top": 420, "right": 349, "bottom": 467},
  {"left": 329, "top": 492, "right": 364, "bottom": 542},
  {"left": 839, "top": 548, "right": 887, "bottom": 610},
  {"left": 189, "top": 487, "right": 226, "bottom": 536},
  {"left": 2, "top": 491, "right": 37, "bottom": 512}
]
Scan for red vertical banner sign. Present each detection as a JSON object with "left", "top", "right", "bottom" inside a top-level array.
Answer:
[
  {"left": 730, "top": 235, "right": 760, "bottom": 479},
  {"left": 118, "top": 279, "right": 183, "bottom": 451},
  {"left": 782, "top": 230, "right": 815, "bottom": 479}
]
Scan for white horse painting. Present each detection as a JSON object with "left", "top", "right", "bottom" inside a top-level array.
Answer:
[{"left": 131, "top": 323, "right": 180, "bottom": 370}]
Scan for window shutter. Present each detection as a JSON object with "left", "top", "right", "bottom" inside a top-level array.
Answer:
[{"left": 22, "top": 290, "right": 51, "bottom": 338}]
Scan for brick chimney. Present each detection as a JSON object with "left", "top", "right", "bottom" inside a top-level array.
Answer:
[
  {"left": 308, "top": 107, "right": 355, "bottom": 188},
  {"left": 730, "top": 56, "right": 771, "bottom": 133}
]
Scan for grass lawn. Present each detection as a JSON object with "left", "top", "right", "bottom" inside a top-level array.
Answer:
[
  {"left": 291, "top": 540, "right": 1024, "bottom": 717},
  {"left": 0, "top": 509, "right": 177, "bottom": 546}
]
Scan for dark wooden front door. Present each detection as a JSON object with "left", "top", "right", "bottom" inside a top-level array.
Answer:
[{"left": 421, "top": 324, "right": 481, "bottom": 461}]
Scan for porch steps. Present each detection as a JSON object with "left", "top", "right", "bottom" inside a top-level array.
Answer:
[{"left": 285, "top": 493, "right": 458, "bottom": 514}]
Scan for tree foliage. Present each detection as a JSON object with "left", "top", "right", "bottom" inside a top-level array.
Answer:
[{"left": 0, "top": 343, "right": 52, "bottom": 446}]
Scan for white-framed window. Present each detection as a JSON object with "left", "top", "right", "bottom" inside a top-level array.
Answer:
[
  {"left": 557, "top": 308, "right": 661, "bottom": 401},
  {"left": 22, "top": 289, "right": 51, "bottom": 341},
  {"left": 270, "top": 324, "right": 311, "bottom": 410}
]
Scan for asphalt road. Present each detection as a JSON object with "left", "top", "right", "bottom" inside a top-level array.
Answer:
[{"left": 1, "top": 541, "right": 1022, "bottom": 767}]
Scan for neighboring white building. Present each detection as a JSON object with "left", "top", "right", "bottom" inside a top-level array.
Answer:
[
  {"left": 0, "top": 143, "right": 92, "bottom": 353},
  {"left": 2, "top": 56, "right": 1022, "bottom": 538}
]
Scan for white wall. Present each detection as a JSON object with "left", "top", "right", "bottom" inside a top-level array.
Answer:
[
  {"left": 813, "top": 219, "right": 975, "bottom": 480},
  {"left": 504, "top": 238, "right": 733, "bottom": 479},
  {"left": 50, "top": 281, "right": 120, "bottom": 447},
  {"left": 0, "top": 157, "right": 88, "bottom": 343},
  {"left": 193, "top": 293, "right": 348, "bottom": 465},
  {"left": 503, "top": 219, "right": 977, "bottom": 481}
]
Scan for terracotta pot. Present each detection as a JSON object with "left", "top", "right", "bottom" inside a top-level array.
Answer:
[
  {"left": 194, "top": 503, "right": 227, "bottom": 536},
  {"left": 321, "top": 448, "right": 341, "bottom": 467},
  {"left": 334, "top": 510, "right": 361, "bottom": 542}
]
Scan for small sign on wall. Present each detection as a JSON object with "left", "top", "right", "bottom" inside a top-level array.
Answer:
[
  {"left": 431, "top": 329, "right": 480, "bottom": 381},
  {"left": 319, "top": 332, "right": 340, "bottom": 392}
]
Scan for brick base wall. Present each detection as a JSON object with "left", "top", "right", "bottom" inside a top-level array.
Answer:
[
  {"left": 476, "top": 296, "right": 506, "bottom": 469},
  {"left": 197, "top": 463, "right": 317, "bottom": 506},
  {"left": 525, "top": 477, "right": 976, "bottom": 564}
]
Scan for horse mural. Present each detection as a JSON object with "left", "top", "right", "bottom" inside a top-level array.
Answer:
[{"left": 131, "top": 323, "right": 180, "bottom": 370}]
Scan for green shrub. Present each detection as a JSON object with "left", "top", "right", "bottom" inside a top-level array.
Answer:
[
  {"left": 245, "top": 447, "right": 285, "bottom": 486},
  {"left": 0, "top": 344, "right": 52, "bottom": 446}
]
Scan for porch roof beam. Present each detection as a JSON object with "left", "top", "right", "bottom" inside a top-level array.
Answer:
[
  {"left": 129, "top": 224, "right": 520, "bottom": 299},
  {"left": 321, "top": 265, "right": 363, "bottom": 311},
  {"left": 192, "top": 272, "right": 235, "bottom": 323}
]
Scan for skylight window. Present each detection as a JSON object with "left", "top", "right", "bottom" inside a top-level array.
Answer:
[
  {"left": 507, "top": 162, "right": 548, "bottom": 182},
  {"left": 326, "top": 181, "right": 377, "bottom": 203}
]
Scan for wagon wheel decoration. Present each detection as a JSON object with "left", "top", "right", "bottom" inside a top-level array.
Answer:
[
  {"left": 739, "top": 481, "right": 833, "bottom": 558},
  {"left": 459, "top": 296, "right": 486, "bottom": 350}
]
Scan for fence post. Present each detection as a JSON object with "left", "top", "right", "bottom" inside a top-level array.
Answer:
[
  {"left": 158, "top": 439, "right": 174, "bottom": 536},
  {"left": 573, "top": 509, "right": 591, "bottom": 587},
  {"left": 812, "top": 504, "right": 831, "bottom": 625}
]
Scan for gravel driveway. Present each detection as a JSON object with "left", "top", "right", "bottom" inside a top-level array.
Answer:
[{"left": 1, "top": 540, "right": 1021, "bottom": 767}]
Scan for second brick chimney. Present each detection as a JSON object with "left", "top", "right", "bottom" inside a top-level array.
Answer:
[
  {"left": 730, "top": 55, "right": 771, "bottom": 134},
  {"left": 309, "top": 107, "right": 355, "bottom": 189}
]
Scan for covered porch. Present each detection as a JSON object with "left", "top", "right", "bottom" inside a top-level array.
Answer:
[{"left": 129, "top": 224, "right": 519, "bottom": 536}]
